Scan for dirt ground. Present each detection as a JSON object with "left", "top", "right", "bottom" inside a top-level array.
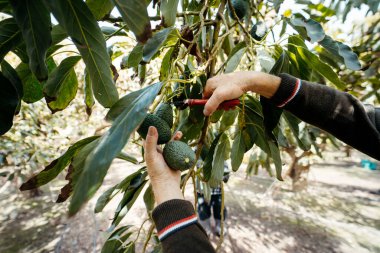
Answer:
[{"left": 0, "top": 149, "right": 379, "bottom": 253}]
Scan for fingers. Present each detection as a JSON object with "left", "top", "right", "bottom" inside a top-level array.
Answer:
[
  {"left": 203, "top": 78, "right": 217, "bottom": 98},
  {"left": 203, "top": 91, "right": 225, "bottom": 116},
  {"left": 172, "top": 131, "right": 183, "bottom": 141},
  {"left": 145, "top": 126, "right": 158, "bottom": 162}
]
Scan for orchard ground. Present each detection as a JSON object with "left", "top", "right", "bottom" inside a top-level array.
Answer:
[{"left": 0, "top": 148, "right": 379, "bottom": 253}]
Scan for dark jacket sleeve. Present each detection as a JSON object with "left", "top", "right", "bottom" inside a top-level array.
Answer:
[
  {"left": 152, "top": 199, "right": 216, "bottom": 253},
  {"left": 270, "top": 73, "right": 380, "bottom": 160}
]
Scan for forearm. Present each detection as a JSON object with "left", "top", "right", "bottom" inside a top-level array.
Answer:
[
  {"left": 267, "top": 74, "right": 380, "bottom": 160},
  {"left": 152, "top": 199, "right": 216, "bottom": 253}
]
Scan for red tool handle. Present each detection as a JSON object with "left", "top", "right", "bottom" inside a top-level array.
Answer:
[{"left": 186, "top": 99, "right": 240, "bottom": 110}]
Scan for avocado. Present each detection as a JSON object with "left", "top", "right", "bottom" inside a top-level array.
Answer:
[
  {"left": 137, "top": 114, "right": 171, "bottom": 144},
  {"left": 163, "top": 141, "right": 196, "bottom": 171},
  {"left": 228, "top": 0, "right": 248, "bottom": 20},
  {"left": 250, "top": 21, "right": 267, "bottom": 41},
  {"left": 154, "top": 103, "right": 173, "bottom": 128}
]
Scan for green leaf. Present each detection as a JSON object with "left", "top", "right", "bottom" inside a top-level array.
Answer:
[
  {"left": 87, "top": 0, "right": 114, "bottom": 20},
  {"left": 106, "top": 84, "right": 158, "bottom": 122},
  {"left": 283, "top": 112, "right": 311, "bottom": 151},
  {"left": 69, "top": 82, "right": 162, "bottom": 215},
  {"left": 0, "top": 72, "right": 19, "bottom": 135},
  {"left": 19, "top": 136, "right": 99, "bottom": 190},
  {"left": 143, "top": 184, "right": 155, "bottom": 212},
  {"left": 160, "top": 0, "right": 180, "bottom": 27},
  {"left": 231, "top": 131, "right": 245, "bottom": 172},
  {"left": 47, "top": 0, "right": 119, "bottom": 108},
  {"left": 290, "top": 18, "right": 325, "bottom": 43},
  {"left": 319, "top": 35, "right": 361, "bottom": 71},
  {"left": 225, "top": 42, "right": 246, "bottom": 73},
  {"left": 112, "top": 178, "right": 147, "bottom": 226},
  {"left": 203, "top": 134, "right": 222, "bottom": 182},
  {"left": 10, "top": 0, "right": 52, "bottom": 80},
  {"left": 142, "top": 27, "right": 178, "bottom": 62},
  {"left": 116, "top": 152, "right": 138, "bottom": 164},
  {"left": 1, "top": 60, "right": 23, "bottom": 99},
  {"left": 295, "top": 45, "right": 345, "bottom": 89},
  {"left": 17, "top": 58, "right": 57, "bottom": 103},
  {"left": 0, "top": 18, "right": 23, "bottom": 60},
  {"left": 268, "top": 140, "right": 283, "bottom": 181},
  {"left": 84, "top": 69, "right": 95, "bottom": 114},
  {"left": 44, "top": 56, "right": 81, "bottom": 112},
  {"left": 120, "top": 44, "right": 143, "bottom": 69},
  {"left": 160, "top": 47, "right": 174, "bottom": 81},
  {"left": 209, "top": 133, "right": 229, "bottom": 188},
  {"left": 101, "top": 226, "right": 134, "bottom": 253},
  {"left": 219, "top": 109, "right": 238, "bottom": 132},
  {"left": 101, "top": 26, "right": 128, "bottom": 36},
  {"left": 51, "top": 25, "right": 68, "bottom": 45},
  {"left": 112, "top": 0, "right": 152, "bottom": 43},
  {"left": 94, "top": 168, "right": 146, "bottom": 213}
]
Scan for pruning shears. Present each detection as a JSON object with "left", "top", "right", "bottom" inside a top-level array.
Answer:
[{"left": 171, "top": 99, "right": 240, "bottom": 111}]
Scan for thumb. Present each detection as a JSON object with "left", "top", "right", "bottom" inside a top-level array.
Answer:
[
  {"left": 203, "top": 92, "right": 224, "bottom": 116},
  {"left": 145, "top": 126, "right": 158, "bottom": 160}
]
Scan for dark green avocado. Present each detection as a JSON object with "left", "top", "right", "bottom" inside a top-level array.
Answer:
[
  {"left": 154, "top": 103, "right": 173, "bottom": 128},
  {"left": 163, "top": 141, "right": 196, "bottom": 171},
  {"left": 137, "top": 114, "right": 171, "bottom": 144}
]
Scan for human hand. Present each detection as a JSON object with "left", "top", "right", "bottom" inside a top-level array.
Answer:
[
  {"left": 144, "top": 126, "right": 184, "bottom": 205},
  {"left": 203, "top": 71, "right": 281, "bottom": 116}
]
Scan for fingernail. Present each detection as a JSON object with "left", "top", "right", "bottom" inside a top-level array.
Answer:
[
  {"left": 148, "top": 126, "right": 156, "bottom": 136},
  {"left": 203, "top": 108, "right": 209, "bottom": 116}
]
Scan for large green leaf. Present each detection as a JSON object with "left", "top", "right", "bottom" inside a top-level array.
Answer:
[
  {"left": 203, "top": 134, "right": 222, "bottom": 182},
  {"left": 44, "top": 56, "right": 81, "bottom": 112},
  {"left": 120, "top": 44, "right": 143, "bottom": 69},
  {"left": 0, "top": 18, "right": 23, "bottom": 60},
  {"left": 84, "top": 69, "right": 95, "bottom": 115},
  {"left": 290, "top": 18, "right": 325, "bottom": 43},
  {"left": 0, "top": 72, "right": 19, "bottom": 135},
  {"left": 69, "top": 82, "right": 162, "bottom": 215},
  {"left": 225, "top": 42, "right": 246, "bottom": 73},
  {"left": 231, "top": 131, "right": 245, "bottom": 172},
  {"left": 47, "top": 0, "right": 119, "bottom": 108},
  {"left": 1, "top": 61, "right": 23, "bottom": 100},
  {"left": 16, "top": 58, "right": 57, "bottom": 103},
  {"left": 160, "top": 0, "right": 180, "bottom": 27},
  {"left": 10, "top": 0, "right": 51, "bottom": 81},
  {"left": 143, "top": 184, "right": 155, "bottom": 212},
  {"left": 142, "top": 27, "right": 177, "bottom": 63},
  {"left": 219, "top": 109, "right": 238, "bottom": 132},
  {"left": 268, "top": 140, "right": 283, "bottom": 181},
  {"left": 209, "top": 133, "right": 229, "bottom": 188},
  {"left": 19, "top": 136, "right": 99, "bottom": 190},
  {"left": 86, "top": 0, "right": 114, "bottom": 20},
  {"left": 319, "top": 35, "right": 361, "bottom": 71},
  {"left": 51, "top": 25, "right": 68, "bottom": 45},
  {"left": 288, "top": 36, "right": 345, "bottom": 89},
  {"left": 101, "top": 226, "right": 134, "bottom": 253},
  {"left": 283, "top": 112, "right": 311, "bottom": 151},
  {"left": 44, "top": 56, "right": 81, "bottom": 104},
  {"left": 112, "top": 0, "right": 152, "bottom": 43}
]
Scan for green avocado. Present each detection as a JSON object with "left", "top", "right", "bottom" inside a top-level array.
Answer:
[
  {"left": 228, "top": 0, "right": 248, "bottom": 20},
  {"left": 154, "top": 103, "right": 173, "bottom": 128},
  {"left": 250, "top": 21, "right": 267, "bottom": 41},
  {"left": 163, "top": 141, "right": 196, "bottom": 171},
  {"left": 137, "top": 114, "right": 171, "bottom": 144}
]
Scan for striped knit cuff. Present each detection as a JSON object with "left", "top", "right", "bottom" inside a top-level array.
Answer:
[
  {"left": 270, "top": 73, "right": 302, "bottom": 107},
  {"left": 152, "top": 199, "right": 197, "bottom": 241}
]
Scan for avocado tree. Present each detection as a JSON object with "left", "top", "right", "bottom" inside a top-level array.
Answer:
[{"left": 0, "top": 0, "right": 377, "bottom": 251}]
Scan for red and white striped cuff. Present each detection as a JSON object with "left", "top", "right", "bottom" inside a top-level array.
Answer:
[
  {"left": 157, "top": 214, "right": 198, "bottom": 241},
  {"left": 277, "top": 78, "right": 302, "bottom": 107}
]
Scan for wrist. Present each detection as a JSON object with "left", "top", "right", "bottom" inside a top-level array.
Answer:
[
  {"left": 246, "top": 71, "right": 281, "bottom": 98},
  {"left": 151, "top": 181, "right": 183, "bottom": 205}
]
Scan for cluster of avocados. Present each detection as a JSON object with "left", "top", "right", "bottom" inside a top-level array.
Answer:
[{"left": 137, "top": 103, "right": 196, "bottom": 171}]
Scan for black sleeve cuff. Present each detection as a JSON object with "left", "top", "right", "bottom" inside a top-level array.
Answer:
[
  {"left": 152, "top": 199, "right": 195, "bottom": 232},
  {"left": 269, "top": 73, "right": 299, "bottom": 106}
]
